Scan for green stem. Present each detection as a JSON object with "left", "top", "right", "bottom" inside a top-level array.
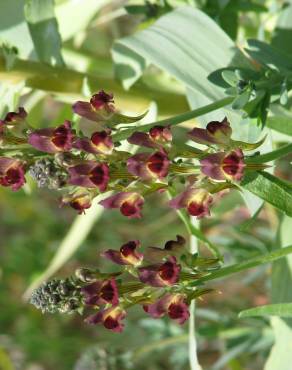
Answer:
[
  {"left": 192, "top": 244, "right": 292, "bottom": 285},
  {"left": 113, "top": 96, "right": 233, "bottom": 142},
  {"left": 245, "top": 143, "right": 292, "bottom": 164},
  {"left": 0, "top": 56, "right": 188, "bottom": 116}
]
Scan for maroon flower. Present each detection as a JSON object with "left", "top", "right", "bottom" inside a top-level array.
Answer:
[
  {"left": 72, "top": 91, "right": 115, "bottom": 122},
  {"left": 61, "top": 190, "right": 93, "bottom": 214},
  {"left": 128, "top": 126, "right": 172, "bottom": 149},
  {"left": 28, "top": 120, "right": 74, "bottom": 153},
  {"left": 0, "top": 107, "right": 28, "bottom": 138},
  {"left": 169, "top": 188, "right": 213, "bottom": 218},
  {"left": 149, "top": 125, "right": 172, "bottom": 144},
  {"left": 138, "top": 256, "right": 181, "bottom": 287},
  {"left": 200, "top": 149, "right": 245, "bottom": 181},
  {"left": 145, "top": 293, "right": 189, "bottom": 324},
  {"left": 68, "top": 161, "right": 110, "bottom": 191},
  {"left": 127, "top": 151, "right": 170, "bottom": 181},
  {"left": 81, "top": 278, "right": 119, "bottom": 306},
  {"left": 99, "top": 192, "right": 144, "bottom": 218},
  {"left": 0, "top": 157, "right": 26, "bottom": 191},
  {"left": 188, "top": 117, "right": 232, "bottom": 147},
  {"left": 73, "top": 130, "right": 114, "bottom": 155},
  {"left": 85, "top": 306, "right": 126, "bottom": 332},
  {"left": 102, "top": 240, "right": 143, "bottom": 266},
  {"left": 145, "top": 235, "right": 186, "bottom": 262}
]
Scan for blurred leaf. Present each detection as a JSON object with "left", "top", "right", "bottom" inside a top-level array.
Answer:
[
  {"left": 232, "top": 89, "right": 251, "bottom": 110},
  {"left": 239, "top": 303, "right": 292, "bottom": 318},
  {"left": 24, "top": 0, "right": 64, "bottom": 66},
  {"left": 241, "top": 171, "right": 292, "bottom": 217},
  {"left": 245, "top": 143, "right": 292, "bottom": 164},
  {"left": 245, "top": 39, "right": 292, "bottom": 73},
  {"left": 272, "top": 0, "right": 292, "bottom": 58},
  {"left": 266, "top": 116, "right": 292, "bottom": 136},
  {"left": 23, "top": 196, "right": 106, "bottom": 300}
]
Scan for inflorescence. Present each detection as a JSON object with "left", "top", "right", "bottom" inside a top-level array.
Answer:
[
  {"left": 0, "top": 90, "right": 267, "bottom": 219},
  {"left": 30, "top": 236, "right": 218, "bottom": 332}
]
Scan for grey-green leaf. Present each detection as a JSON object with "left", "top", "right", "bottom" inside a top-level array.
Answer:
[
  {"left": 239, "top": 303, "right": 292, "bottom": 318},
  {"left": 24, "top": 0, "right": 64, "bottom": 66},
  {"left": 241, "top": 171, "right": 292, "bottom": 217},
  {"left": 266, "top": 116, "right": 292, "bottom": 136}
]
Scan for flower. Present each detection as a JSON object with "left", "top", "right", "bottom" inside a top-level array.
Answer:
[
  {"left": 102, "top": 240, "right": 143, "bottom": 266},
  {"left": 0, "top": 157, "right": 26, "bottom": 191},
  {"left": 169, "top": 188, "right": 213, "bottom": 218},
  {"left": 200, "top": 149, "right": 245, "bottom": 181},
  {"left": 145, "top": 235, "right": 186, "bottom": 262},
  {"left": 127, "top": 125, "right": 172, "bottom": 149},
  {"left": 138, "top": 256, "right": 181, "bottom": 287},
  {"left": 127, "top": 150, "right": 170, "bottom": 181},
  {"left": 0, "top": 107, "right": 28, "bottom": 138},
  {"left": 85, "top": 306, "right": 126, "bottom": 332},
  {"left": 72, "top": 91, "right": 115, "bottom": 122},
  {"left": 28, "top": 120, "right": 74, "bottom": 153},
  {"left": 144, "top": 293, "right": 189, "bottom": 324},
  {"left": 68, "top": 161, "right": 110, "bottom": 191},
  {"left": 1, "top": 107, "right": 27, "bottom": 125},
  {"left": 188, "top": 117, "right": 232, "bottom": 147},
  {"left": 61, "top": 190, "right": 93, "bottom": 214},
  {"left": 81, "top": 278, "right": 119, "bottom": 306},
  {"left": 99, "top": 192, "right": 144, "bottom": 218},
  {"left": 73, "top": 130, "right": 114, "bottom": 155}
]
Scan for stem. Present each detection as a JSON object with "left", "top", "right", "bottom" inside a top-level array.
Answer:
[
  {"left": 113, "top": 96, "right": 233, "bottom": 142},
  {"left": 189, "top": 217, "right": 202, "bottom": 370},
  {"left": 0, "top": 56, "right": 188, "bottom": 116}
]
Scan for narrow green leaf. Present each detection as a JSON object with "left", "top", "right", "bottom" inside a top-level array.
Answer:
[
  {"left": 241, "top": 171, "right": 292, "bottom": 217},
  {"left": 194, "top": 244, "right": 292, "bottom": 284},
  {"left": 24, "top": 0, "right": 64, "bottom": 66},
  {"left": 231, "top": 135, "right": 266, "bottom": 151},
  {"left": 239, "top": 303, "right": 292, "bottom": 318},
  {"left": 266, "top": 116, "right": 292, "bottom": 136},
  {"left": 245, "top": 143, "right": 292, "bottom": 164}
]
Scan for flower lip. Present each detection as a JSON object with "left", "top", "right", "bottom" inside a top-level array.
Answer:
[
  {"left": 28, "top": 120, "right": 74, "bottom": 153},
  {"left": 4, "top": 107, "right": 27, "bottom": 124},
  {"left": 149, "top": 125, "right": 172, "bottom": 143},
  {"left": 169, "top": 188, "right": 213, "bottom": 218},
  {"left": 0, "top": 158, "right": 26, "bottom": 191},
  {"left": 90, "top": 90, "right": 114, "bottom": 110},
  {"left": 138, "top": 256, "right": 181, "bottom": 287},
  {"left": 85, "top": 306, "right": 126, "bottom": 332},
  {"left": 200, "top": 149, "right": 245, "bottom": 181},
  {"left": 99, "top": 192, "right": 144, "bottom": 219},
  {"left": 102, "top": 240, "right": 143, "bottom": 266},
  {"left": 68, "top": 161, "right": 110, "bottom": 191}
]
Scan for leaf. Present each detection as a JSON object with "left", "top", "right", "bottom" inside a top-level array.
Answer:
[
  {"left": 245, "top": 143, "right": 292, "bottom": 164},
  {"left": 109, "top": 110, "right": 148, "bottom": 125},
  {"left": 221, "top": 70, "right": 238, "bottom": 86},
  {"left": 113, "top": 6, "right": 249, "bottom": 124},
  {"left": 266, "top": 116, "right": 292, "bottom": 136},
  {"left": 231, "top": 89, "right": 251, "bottom": 110},
  {"left": 193, "top": 244, "right": 292, "bottom": 285},
  {"left": 24, "top": 0, "right": 64, "bottom": 66},
  {"left": 245, "top": 39, "right": 292, "bottom": 73},
  {"left": 241, "top": 171, "right": 292, "bottom": 217},
  {"left": 239, "top": 303, "right": 292, "bottom": 318},
  {"left": 23, "top": 196, "right": 106, "bottom": 300},
  {"left": 271, "top": 0, "right": 292, "bottom": 58},
  {"left": 231, "top": 135, "right": 266, "bottom": 151}
]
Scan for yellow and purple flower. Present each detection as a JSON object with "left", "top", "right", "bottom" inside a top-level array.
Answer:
[
  {"left": 102, "top": 240, "right": 143, "bottom": 266},
  {"left": 128, "top": 125, "right": 172, "bottom": 149},
  {"left": 73, "top": 130, "right": 114, "bottom": 155},
  {"left": 61, "top": 190, "right": 93, "bottom": 214},
  {"left": 127, "top": 150, "right": 170, "bottom": 181},
  {"left": 28, "top": 120, "right": 74, "bottom": 153},
  {"left": 144, "top": 293, "right": 189, "bottom": 324},
  {"left": 68, "top": 161, "right": 110, "bottom": 191},
  {"left": 169, "top": 188, "right": 213, "bottom": 218},
  {"left": 188, "top": 117, "right": 232, "bottom": 147},
  {"left": 0, "top": 157, "right": 26, "bottom": 191},
  {"left": 85, "top": 306, "right": 126, "bottom": 332},
  {"left": 200, "top": 149, "right": 245, "bottom": 181},
  {"left": 138, "top": 256, "right": 181, "bottom": 287},
  {"left": 99, "top": 192, "right": 144, "bottom": 218},
  {"left": 72, "top": 90, "right": 115, "bottom": 122},
  {"left": 81, "top": 278, "right": 119, "bottom": 306}
]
